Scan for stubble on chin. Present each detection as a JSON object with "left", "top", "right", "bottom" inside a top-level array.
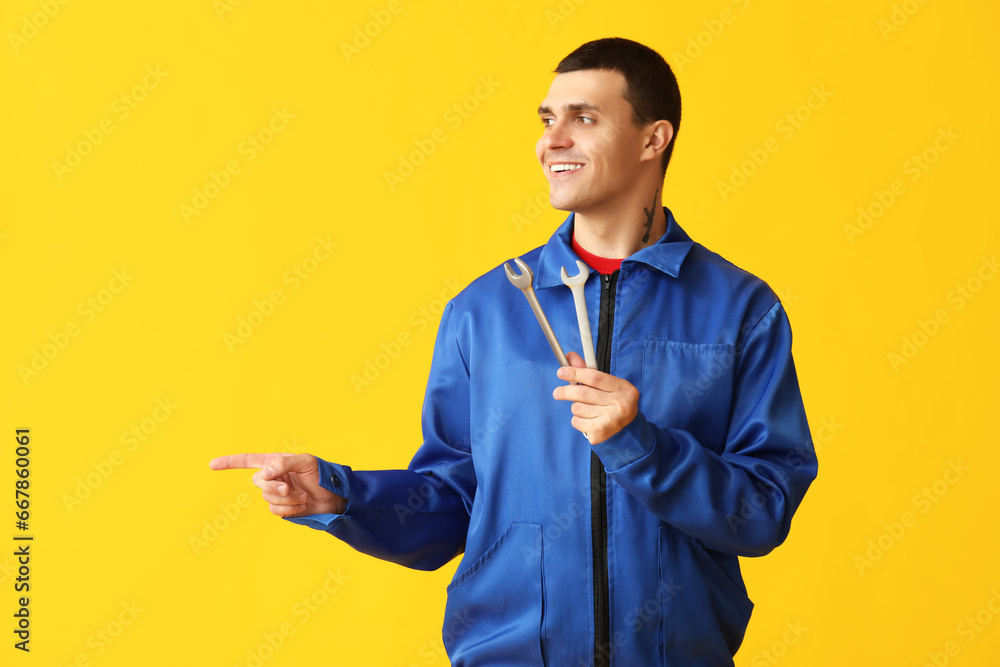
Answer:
[
  {"left": 547, "top": 191, "right": 571, "bottom": 212},
  {"left": 546, "top": 180, "right": 590, "bottom": 213}
]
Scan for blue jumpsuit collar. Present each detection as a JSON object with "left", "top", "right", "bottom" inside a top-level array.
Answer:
[{"left": 535, "top": 206, "right": 695, "bottom": 289}]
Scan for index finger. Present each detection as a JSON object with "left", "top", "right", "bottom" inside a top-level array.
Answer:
[
  {"left": 556, "top": 365, "right": 616, "bottom": 390},
  {"left": 209, "top": 453, "right": 272, "bottom": 471}
]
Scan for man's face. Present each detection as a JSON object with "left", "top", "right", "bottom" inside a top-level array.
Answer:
[{"left": 536, "top": 69, "right": 648, "bottom": 214}]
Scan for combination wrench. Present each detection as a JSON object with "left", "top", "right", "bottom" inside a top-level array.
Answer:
[
  {"left": 504, "top": 257, "right": 569, "bottom": 367},
  {"left": 560, "top": 260, "right": 597, "bottom": 369}
]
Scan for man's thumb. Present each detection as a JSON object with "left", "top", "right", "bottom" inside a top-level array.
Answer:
[
  {"left": 262, "top": 453, "right": 312, "bottom": 479},
  {"left": 261, "top": 456, "right": 289, "bottom": 479},
  {"left": 566, "top": 350, "right": 587, "bottom": 369}
]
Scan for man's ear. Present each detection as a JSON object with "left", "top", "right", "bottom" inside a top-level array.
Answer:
[{"left": 640, "top": 120, "right": 674, "bottom": 164}]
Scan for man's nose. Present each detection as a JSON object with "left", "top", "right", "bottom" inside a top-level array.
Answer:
[{"left": 541, "top": 119, "right": 573, "bottom": 151}]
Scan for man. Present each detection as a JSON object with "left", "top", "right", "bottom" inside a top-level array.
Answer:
[{"left": 211, "top": 37, "right": 816, "bottom": 665}]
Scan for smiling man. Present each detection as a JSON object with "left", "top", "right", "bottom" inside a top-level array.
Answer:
[
  {"left": 537, "top": 66, "right": 673, "bottom": 260},
  {"left": 211, "top": 37, "right": 816, "bottom": 666}
]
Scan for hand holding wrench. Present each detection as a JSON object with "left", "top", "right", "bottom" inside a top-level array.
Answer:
[
  {"left": 560, "top": 260, "right": 597, "bottom": 369},
  {"left": 504, "top": 257, "right": 569, "bottom": 367}
]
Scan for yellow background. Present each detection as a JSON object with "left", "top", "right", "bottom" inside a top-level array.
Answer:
[{"left": 2, "top": 0, "right": 998, "bottom": 664}]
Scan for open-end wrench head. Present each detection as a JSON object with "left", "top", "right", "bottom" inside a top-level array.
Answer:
[
  {"left": 504, "top": 257, "right": 534, "bottom": 289},
  {"left": 560, "top": 259, "right": 590, "bottom": 286}
]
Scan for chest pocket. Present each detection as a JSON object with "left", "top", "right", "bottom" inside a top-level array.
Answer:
[{"left": 640, "top": 339, "right": 736, "bottom": 452}]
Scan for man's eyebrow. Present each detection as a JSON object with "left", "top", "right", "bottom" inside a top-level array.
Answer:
[{"left": 537, "top": 102, "right": 602, "bottom": 116}]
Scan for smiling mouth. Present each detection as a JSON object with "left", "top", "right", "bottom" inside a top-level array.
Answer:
[{"left": 550, "top": 163, "right": 585, "bottom": 174}]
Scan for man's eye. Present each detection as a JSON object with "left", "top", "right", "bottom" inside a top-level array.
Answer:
[
  {"left": 541, "top": 118, "right": 554, "bottom": 126},
  {"left": 578, "top": 116, "right": 595, "bottom": 124}
]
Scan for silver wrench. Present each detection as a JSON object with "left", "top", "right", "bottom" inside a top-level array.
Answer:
[
  {"left": 560, "top": 260, "right": 598, "bottom": 369},
  {"left": 504, "top": 257, "right": 569, "bottom": 367}
]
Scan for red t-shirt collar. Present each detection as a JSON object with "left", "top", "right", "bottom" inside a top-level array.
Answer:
[{"left": 572, "top": 233, "right": 623, "bottom": 275}]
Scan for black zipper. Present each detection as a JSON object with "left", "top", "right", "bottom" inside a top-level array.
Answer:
[{"left": 592, "top": 270, "right": 618, "bottom": 666}]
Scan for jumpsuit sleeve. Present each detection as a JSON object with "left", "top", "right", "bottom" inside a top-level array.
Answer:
[
  {"left": 284, "top": 300, "right": 475, "bottom": 571},
  {"left": 591, "top": 301, "right": 817, "bottom": 557}
]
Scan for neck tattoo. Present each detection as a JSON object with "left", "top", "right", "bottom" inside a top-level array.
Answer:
[{"left": 641, "top": 187, "right": 659, "bottom": 244}]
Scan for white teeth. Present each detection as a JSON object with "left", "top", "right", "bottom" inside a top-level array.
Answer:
[{"left": 551, "top": 163, "right": 583, "bottom": 172}]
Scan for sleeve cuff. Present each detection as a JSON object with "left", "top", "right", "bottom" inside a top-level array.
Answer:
[
  {"left": 283, "top": 457, "right": 352, "bottom": 531},
  {"left": 591, "top": 411, "right": 657, "bottom": 472}
]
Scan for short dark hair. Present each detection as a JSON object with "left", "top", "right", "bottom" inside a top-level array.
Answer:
[{"left": 555, "top": 37, "right": 681, "bottom": 176}]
